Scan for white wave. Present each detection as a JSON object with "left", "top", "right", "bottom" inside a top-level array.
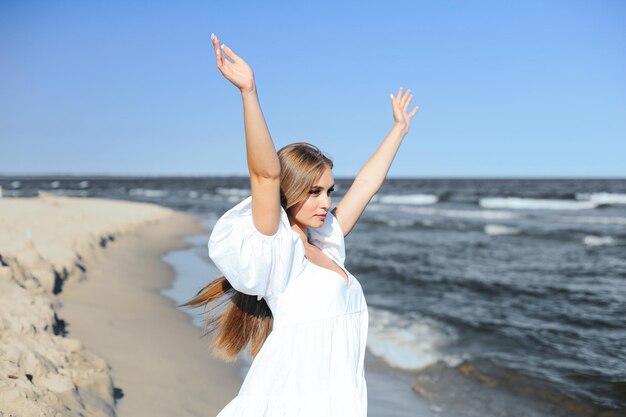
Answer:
[
  {"left": 10, "top": 181, "right": 21, "bottom": 188},
  {"left": 366, "top": 307, "right": 462, "bottom": 371},
  {"left": 128, "top": 188, "right": 169, "bottom": 198},
  {"left": 385, "top": 218, "right": 419, "bottom": 227},
  {"left": 1, "top": 190, "right": 21, "bottom": 197},
  {"left": 47, "top": 189, "right": 89, "bottom": 197},
  {"left": 480, "top": 197, "right": 598, "bottom": 210},
  {"left": 78, "top": 180, "right": 89, "bottom": 189},
  {"left": 188, "top": 190, "right": 199, "bottom": 199},
  {"left": 484, "top": 224, "right": 520, "bottom": 235},
  {"left": 576, "top": 192, "right": 626, "bottom": 205},
  {"left": 547, "top": 215, "right": 626, "bottom": 225},
  {"left": 583, "top": 235, "right": 616, "bottom": 247},
  {"left": 396, "top": 205, "right": 518, "bottom": 220},
  {"left": 216, "top": 187, "right": 250, "bottom": 197},
  {"left": 371, "top": 213, "right": 420, "bottom": 227},
  {"left": 50, "top": 180, "right": 60, "bottom": 189},
  {"left": 372, "top": 193, "right": 439, "bottom": 205}
]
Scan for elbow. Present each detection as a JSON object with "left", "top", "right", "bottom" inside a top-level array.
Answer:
[
  {"left": 354, "top": 176, "right": 381, "bottom": 193},
  {"left": 248, "top": 155, "right": 281, "bottom": 180},
  {"left": 250, "top": 169, "right": 281, "bottom": 180}
]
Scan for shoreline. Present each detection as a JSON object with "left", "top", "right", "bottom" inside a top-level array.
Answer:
[
  {"left": 0, "top": 195, "right": 240, "bottom": 416},
  {"left": 143, "top": 216, "right": 617, "bottom": 417},
  {"left": 58, "top": 206, "right": 242, "bottom": 416},
  {"left": 158, "top": 222, "right": 441, "bottom": 417}
]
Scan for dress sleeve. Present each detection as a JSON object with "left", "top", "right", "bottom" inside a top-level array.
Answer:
[
  {"left": 307, "top": 210, "right": 346, "bottom": 265},
  {"left": 208, "top": 196, "right": 297, "bottom": 300}
]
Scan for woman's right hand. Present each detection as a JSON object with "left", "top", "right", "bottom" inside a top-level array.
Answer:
[{"left": 211, "top": 33, "right": 255, "bottom": 94}]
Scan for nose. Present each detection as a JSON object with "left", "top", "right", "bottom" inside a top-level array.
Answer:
[{"left": 320, "top": 193, "right": 331, "bottom": 211}]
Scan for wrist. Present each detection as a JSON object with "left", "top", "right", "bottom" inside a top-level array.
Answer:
[
  {"left": 240, "top": 83, "right": 256, "bottom": 97},
  {"left": 393, "top": 122, "right": 408, "bottom": 135}
]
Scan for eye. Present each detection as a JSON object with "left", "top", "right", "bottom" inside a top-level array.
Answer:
[{"left": 309, "top": 187, "right": 334, "bottom": 196}]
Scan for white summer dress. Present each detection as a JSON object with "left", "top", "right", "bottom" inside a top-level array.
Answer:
[{"left": 208, "top": 196, "right": 369, "bottom": 417}]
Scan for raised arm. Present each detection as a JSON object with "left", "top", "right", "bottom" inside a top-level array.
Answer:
[
  {"left": 332, "top": 87, "right": 419, "bottom": 237},
  {"left": 211, "top": 34, "right": 281, "bottom": 236}
]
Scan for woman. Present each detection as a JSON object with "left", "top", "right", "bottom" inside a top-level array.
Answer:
[{"left": 184, "top": 33, "right": 418, "bottom": 416}]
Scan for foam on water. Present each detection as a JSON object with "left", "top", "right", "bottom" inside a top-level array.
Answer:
[
  {"left": 384, "top": 218, "right": 420, "bottom": 227},
  {"left": 366, "top": 307, "right": 463, "bottom": 371},
  {"left": 216, "top": 187, "right": 250, "bottom": 197},
  {"left": 576, "top": 192, "right": 626, "bottom": 205},
  {"left": 128, "top": 188, "right": 169, "bottom": 198},
  {"left": 43, "top": 189, "right": 89, "bottom": 197},
  {"left": 393, "top": 205, "right": 519, "bottom": 220},
  {"left": 484, "top": 224, "right": 520, "bottom": 235},
  {"left": 582, "top": 235, "right": 616, "bottom": 247},
  {"left": 547, "top": 215, "right": 626, "bottom": 225},
  {"left": 372, "top": 193, "right": 439, "bottom": 205},
  {"left": 480, "top": 197, "right": 598, "bottom": 210}
]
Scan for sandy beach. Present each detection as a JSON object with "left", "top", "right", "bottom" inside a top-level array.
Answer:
[{"left": 0, "top": 194, "right": 240, "bottom": 416}]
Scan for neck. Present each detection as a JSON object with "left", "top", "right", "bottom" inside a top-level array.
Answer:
[{"left": 289, "top": 217, "right": 310, "bottom": 246}]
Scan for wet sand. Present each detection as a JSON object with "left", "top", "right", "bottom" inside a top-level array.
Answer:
[{"left": 58, "top": 208, "right": 241, "bottom": 416}]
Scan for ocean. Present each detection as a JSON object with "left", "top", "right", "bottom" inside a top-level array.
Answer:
[{"left": 2, "top": 176, "right": 624, "bottom": 416}]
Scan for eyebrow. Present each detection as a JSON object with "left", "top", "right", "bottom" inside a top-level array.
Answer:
[{"left": 311, "top": 184, "right": 336, "bottom": 190}]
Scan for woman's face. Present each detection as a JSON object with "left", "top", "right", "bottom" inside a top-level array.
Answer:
[{"left": 288, "top": 165, "right": 335, "bottom": 230}]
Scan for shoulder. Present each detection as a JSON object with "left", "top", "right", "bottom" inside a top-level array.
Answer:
[
  {"left": 208, "top": 196, "right": 305, "bottom": 300},
  {"left": 212, "top": 196, "right": 292, "bottom": 240}
]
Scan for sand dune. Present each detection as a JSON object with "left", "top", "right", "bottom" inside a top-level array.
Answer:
[{"left": 0, "top": 193, "right": 240, "bottom": 416}]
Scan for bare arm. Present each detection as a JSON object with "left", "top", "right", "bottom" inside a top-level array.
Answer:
[
  {"left": 333, "top": 87, "right": 419, "bottom": 237},
  {"left": 242, "top": 87, "right": 282, "bottom": 236},
  {"left": 212, "top": 34, "right": 281, "bottom": 236}
]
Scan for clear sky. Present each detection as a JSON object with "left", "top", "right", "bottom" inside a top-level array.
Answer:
[{"left": 1, "top": 0, "right": 625, "bottom": 178}]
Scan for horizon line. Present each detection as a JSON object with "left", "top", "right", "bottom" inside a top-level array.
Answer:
[{"left": 1, "top": 173, "right": 625, "bottom": 181}]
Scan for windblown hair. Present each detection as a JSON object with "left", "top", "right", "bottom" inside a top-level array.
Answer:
[{"left": 181, "top": 143, "right": 333, "bottom": 362}]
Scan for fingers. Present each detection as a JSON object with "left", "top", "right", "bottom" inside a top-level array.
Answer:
[
  {"left": 401, "top": 89, "right": 411, "bottom": 108},
  {"left": 210, "top": 33, "right": 241, "bottom": 69},
  {"left": 394, "top": 86, "right": 413, "bottom": 107},
  {"left": 403, "top": 93, "right": 413, "bottom": 112},
  {"left": 391, "top": 93, "right": 402, "bottom": 116},
  {"left": 220, "top": 44, "right": 241, "bottom": 63},
  {"left": 211, "top": 33, "right": 224, "bottom": 67},
  {"left": 211, "top": 33, "right": 220, "bottom": 54},
  {"left": 392, "top": 86, "right": 415, "bottom": 112}
]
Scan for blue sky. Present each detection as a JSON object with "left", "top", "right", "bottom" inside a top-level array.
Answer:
[{"left": 1, "top": 0, "right": 625, "bottom": 178}]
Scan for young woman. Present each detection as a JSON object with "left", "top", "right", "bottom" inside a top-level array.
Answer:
[{"left": 184, "top": 33, "right": 418, "bottom": 416}]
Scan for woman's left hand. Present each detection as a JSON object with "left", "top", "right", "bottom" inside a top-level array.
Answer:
[{"left": 391, "top": 87, "right": 419, "bottom": 134}]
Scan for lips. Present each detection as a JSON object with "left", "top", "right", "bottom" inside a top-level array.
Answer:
[{"left": 315, "top": 214, "right": 326, "bottom": 219}]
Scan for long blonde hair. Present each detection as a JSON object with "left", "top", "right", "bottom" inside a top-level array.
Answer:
[{"left": 181, "top": 142, "right": 333, "bottom": 362}]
